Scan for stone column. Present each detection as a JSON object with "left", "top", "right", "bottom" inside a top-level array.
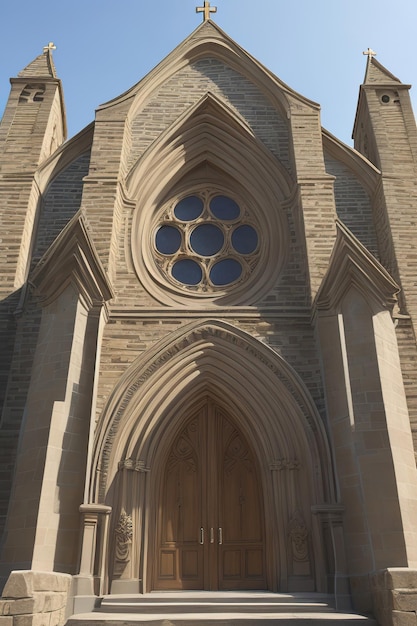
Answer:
[
  {"left": 312, "top": 505, "right": 350, "bottom": 611},
  {"left": 71, "top": 504, "right": 112, "bottom": 614}
]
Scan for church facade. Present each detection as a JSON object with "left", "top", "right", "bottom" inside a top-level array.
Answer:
[{"left": 1, "top": 12, "right": 417, "bottom": 626}]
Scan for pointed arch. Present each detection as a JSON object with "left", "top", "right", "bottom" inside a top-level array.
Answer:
[
  {"left": 92, "top": 320, "right": 335, "bottom": 592},
  {"left": 128, "top": 93, "right": 292, "bottom": 306},
  {"left": 99, "top": 21, "right": 318, "bottom": 127},
  {"left": 92, "top": 319, "right": 334, "bottom": 504}
]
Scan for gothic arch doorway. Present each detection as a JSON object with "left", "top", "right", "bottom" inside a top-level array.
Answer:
[
  {"left": 94, "top": 321, "right": 335, "bottom": 595},
  {"left": 152, "top": 398, "right": 266, "bottom": 591}
]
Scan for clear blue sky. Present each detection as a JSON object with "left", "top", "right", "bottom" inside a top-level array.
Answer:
[{"left": 1, "top": 0, "right": 417, "bottom": 146}]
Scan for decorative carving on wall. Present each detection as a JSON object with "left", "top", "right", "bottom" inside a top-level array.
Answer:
[
  {"left": 224, "top": 432, "right": 252, "bottom": 475},
  {"left": 270, "top": 459, "right": 300, "bottom": 471},
  {"left": 167, "top": 419, "right": 198, "bottom": 474},
  {"left": 114, "top": 509, "right": 133, "bottom": 567},
  {"left": 288, "top": 510, "right": 309, "bottom": 563},
  {"left": 118, "top": 458, "right": 150, "bottom": 472}
]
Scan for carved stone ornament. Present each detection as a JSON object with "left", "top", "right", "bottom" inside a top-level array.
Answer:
[
  {"left": 288, "top": 510, "right": 309, "bottom": 562},
  {"left": 118, "top": 458, "right": 150, "bottom": 473},
  {"left": 115, "top": 509, "right": 133, "bottom": 563},
  {"left": 270, "top": 458, "right": 300, "bottom": 471}
]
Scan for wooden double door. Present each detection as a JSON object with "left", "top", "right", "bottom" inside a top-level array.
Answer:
[{"left": 154, "top": 402, "right": 266, "bottom": 590}]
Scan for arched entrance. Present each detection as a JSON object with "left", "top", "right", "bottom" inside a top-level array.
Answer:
[
  {"left": 92, "top": 321, "right": 336, "bottom": 595},
  {"left": 153, "top": 398, "right": 265, "bottom": 591}
]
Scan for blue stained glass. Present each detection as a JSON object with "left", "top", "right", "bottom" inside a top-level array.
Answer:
[
  {"left": 155, "top": 225, "right": 181, "bottom": 255},
  {"left": 210, "top": 259, "right": 242, "bottom": 286},
  {"left": 231, "top": 225, "right": 258, "bottom": 255},
  {"left": 190, "top": 224, "right": 224, "bottom": 256},
  {"left": 210, "top": 195, "right": 240, "bottom": 220},
  {"left": 174, "top": 196, "right": 204, "bottom": 221},
  {"left": 172, "top": 259, "right": 203, "bottom": 285}
]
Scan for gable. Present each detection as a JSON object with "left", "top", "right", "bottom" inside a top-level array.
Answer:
[{"left": 128, "top": 57, "right": 291, "bottom": 174}]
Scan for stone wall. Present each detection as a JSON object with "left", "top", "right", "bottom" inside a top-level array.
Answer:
[
  {"left": 129, "top": 57, "right": 291, "bottom": 173},
  {"left": 33, "top": 152, "right": 91, "bottom": 263},
  {"left": 324, "top": 154, "right": 378, "bottom": 258},
  {"left": 0, "top": 571, "right": 71, "bottom": 626},
  {"left": 371, "top": 569, "right": 417, "bottom": 626}
]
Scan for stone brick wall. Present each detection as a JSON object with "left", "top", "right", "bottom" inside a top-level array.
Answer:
[
  {"left": 129, "top": 58, "right": 291, "bottom": 173},
  {"left": 0, "top": 295, "right": 42, "bottom": 544},
  {"left": 371, "top": 568, "right": 417, "bottom": 626},
  {"left": 324, "top": 154, "right": 379, "bottom": 258},
  {"left": 0, "top": 571, "right": 71, "bottom": 626},
  {"left": 33, "top": 151, "right": 91, "bottom": 263}
]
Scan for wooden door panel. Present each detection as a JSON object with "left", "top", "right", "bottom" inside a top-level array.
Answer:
[
  {"left": 155, "top": 414, "right": 204, "bottom": 589},
  {"left": 246, "top": 549, "right": 264, "bottom": 577},
  {"left": 182, "top": 549, "right": 201, "bottom": 579},
  {"left": 221, "top": 431, "right": 263, "bottom": 541},
  {"left": 159, "top": 550, "right": 176, "bottom": 579},
  {"left": 219, "top": 412, "right": 266, "bottom": 589},
  {"left": 154, "top": 404, "right": 265, "bottom": 590}
]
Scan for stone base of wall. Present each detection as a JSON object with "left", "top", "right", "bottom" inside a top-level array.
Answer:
[
  {"left": 0, "top": 571, "right": 71, "bottom": 626},
  {"left": 371, "top": 568, "right": 417, "bottom": 626}
]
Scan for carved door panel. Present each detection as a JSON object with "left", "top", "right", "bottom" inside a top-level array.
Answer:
[
  {"left": 217, "top": 410, "right": 266, "bottom": 590},
  {"left": 154, "top": 402, "right": 265, "bottom": 590},
  {"left": 154, "top": 409, "right": 205, "bottom": 590}
]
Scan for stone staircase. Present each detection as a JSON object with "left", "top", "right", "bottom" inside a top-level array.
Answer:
[{"left": 66, "top": 591, "right": 379, "bottom": 625}]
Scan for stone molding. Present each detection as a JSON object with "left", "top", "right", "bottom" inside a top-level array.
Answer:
[
  {"left": 30, "top": 212, "right": 114, "bottom": 309},
  {"left": 270, "top": 459, "right": 300, "bottom": 471},
  {"left": 92, "top": 319, "right": 333, "bottom": 503},
  {"left": 128, "top": 92, "right": 291, "bottom": 307},
  {"left": 315, "top": 219, "right": 399, "bottom": 313},
  {"left": 98, "top": 20, "right": 319, "bottom": 130},
  {"left": 118, "top": 459, "right": 150, "bottom": 473}
]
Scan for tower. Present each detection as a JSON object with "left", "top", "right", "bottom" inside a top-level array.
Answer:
[
  {"left": 353, "top": 54, "right": 417, "bottom": 454},
  {"left": 0, "top": 45, "right": 66, "bottom": 550}
]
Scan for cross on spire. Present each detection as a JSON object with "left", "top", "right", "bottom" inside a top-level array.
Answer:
[
  {"left": 363, "top": 48, "right": 377, "bottom": 59},
  {"left": 196, "top": 1, "right": 217, "bottom": 22},
  {"left": 43, "top": 42, "right": 56, "bottom": 54}
]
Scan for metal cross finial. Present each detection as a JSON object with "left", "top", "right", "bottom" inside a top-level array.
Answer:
[
  {"left": 43, "top": 42, "right": 56, "bottom": 53},
  {"left": 196, "top": 1, "right": 217, "bottom": 22},
  {"left": 363, "top": 48, "right": 377, "bottom": 59}
]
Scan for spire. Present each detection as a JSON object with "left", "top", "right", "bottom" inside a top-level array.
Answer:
[
  {"left": 362, "top": 49, "right": 401, "bottom": 86},
  {"left": 18, "top": 42, "right": 57, "bottom": 79}
]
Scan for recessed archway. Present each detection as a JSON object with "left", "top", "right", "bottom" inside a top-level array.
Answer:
[{"left": 92, "top": 320, "right": 335, "bottom": 593}]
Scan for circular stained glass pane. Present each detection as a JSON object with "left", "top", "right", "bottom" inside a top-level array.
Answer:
[
  {"left": 210, "top": 195, "right": 240, "bottom": 220},
  {"left": 172, "top": 259, "right": 203, "bottom": 285},
  {"left": 210, "top": 259, "right": 242, "bottom": 286},
  {"left": 190, "top": 224, "right": 224, "bottom": 256},
  {"left": 231, "top": 225, "right": 258, "bottom": 255},
  {"left": 174, "top": 196, "right": 204, "bottom": 221},
  {"left": 155, "top": 225, "right": 182, "bottom": 255}
]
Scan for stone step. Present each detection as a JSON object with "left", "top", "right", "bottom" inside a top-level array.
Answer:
[{"left": 66, "top": 592, "right": 378, "bottom": 625}]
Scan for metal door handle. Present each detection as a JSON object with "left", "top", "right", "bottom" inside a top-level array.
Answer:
[
  {"left": 200, "top": 527, "right": 204, "bottom": 545},
  {"left": 218, "top": 527, "right": 223, "bottom": 545},
  {"left": 210, "top": 527, "right": 214, "bottom": 543}
]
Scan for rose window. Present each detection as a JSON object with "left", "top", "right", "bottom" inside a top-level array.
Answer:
[{"left": 154, "top": 193, "right": 259, "bottom": 293}]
